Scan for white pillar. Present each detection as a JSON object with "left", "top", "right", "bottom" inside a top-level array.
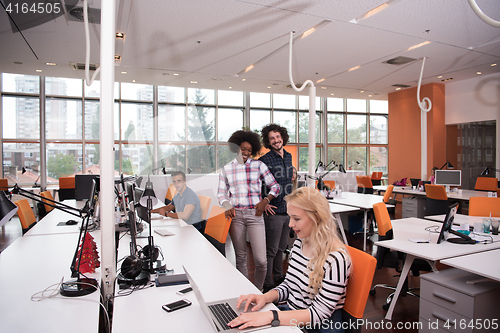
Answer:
[
  {"left": 308, "top": 86, "right": 316, "bottom": 187},
  {"left": 421, "top": 110, "right": 427, "bottom": 181}
]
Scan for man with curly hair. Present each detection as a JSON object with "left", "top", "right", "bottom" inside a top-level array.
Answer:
[
  {"left": 259, "top": 123, "right": 294, "bottom": 292},
  {"left": 218, "top": 129, "right": 280, "bottom": 290}
]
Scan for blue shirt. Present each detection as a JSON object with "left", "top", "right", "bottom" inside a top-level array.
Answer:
[
  {"left": 259, "top": 149, "right": 294, "bottom": 214},
  {"left": 172, "top": 187, "right": 202, "bottom": 225}
]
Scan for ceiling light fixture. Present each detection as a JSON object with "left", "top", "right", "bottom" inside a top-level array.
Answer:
[
  {"left": 190, "top": 81, "right": 197, "bottom": 84},
  {"left": 121, "top": 71, "right": 127, "bottom": 74},
  {"left": 368, "top": 95, "right": 372, "bottom": 97},
  {"left": 316, "top": 78, "right": 325, "bottom": 83},
  {"left": 173, "top": 73, "right": 179, "bottom": 76},
  {"left": 241, "top": 78, "right": 246, "bottom": 81},
  {"left": 477, "top": 71, "right": 482, "bottom": 75},
  {"left": 46, "top": 62, "right": 56, "bottom": 66},
  {"left": 348, "top": 65, "right": 361, "bottom": 72},
  {"left": 36, "top": 69, "right": 42, "bottom": 72},
  {"left": 267, "top": 86, "right": 272, "bottom": 89},
  {"left": 407, "top": 41, "right": 431, "bottom": 51},
  {"left": 228, "top": 87, "right": 232, "bottom": 89},
  {"left": 116, "top": 32, "right": 125, "bottom": 39},
  {"left": 330, "top": 93, "right": 335, "bottom": 96},
  {"left": 395, "top": 87, "right": 401, "bottom": 90},
  {"left": 438, "top": 75, "right": 443, "bottom": 78},
  {"left": 321, "top": 87, "right": 327, "bottom": 89},
  {"left": 491, "top": 63, "right": 497, "bottom": 67},
  {"left": 132, "top": 80, "right": 136, "bottom": 82},
  {"left": 350, "top": 0, "right": 402, "bottom": 24},
  {"left": 114, "top": 55, "right": 121, "bottom": 60},
  {"left": 360, "top": 90, "right": 364, "bottom": 93}
]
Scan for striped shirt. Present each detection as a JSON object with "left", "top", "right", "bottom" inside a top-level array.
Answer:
[
  {"left": 274, "top": 239, "right": 351, "bottom": 326},
  {"left": 218, "top": 158, "right": 280, "bottom": 209}
]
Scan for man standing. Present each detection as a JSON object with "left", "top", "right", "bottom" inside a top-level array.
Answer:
[
  {"left": 259, "top": 123, "right": 294, "bottom": 292},
  {"left": 152, "top": 171, "right": 203, "bottom": 232}
]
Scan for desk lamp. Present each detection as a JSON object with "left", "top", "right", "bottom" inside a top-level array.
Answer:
[
  {"left": 439, "top": 161, "right": 454, "bottom": 170},
  {"left": 480, "top": 167, "right": 500, "bottom": 176},
  {"left": 0, "top": 191, "right": 18, "bottom": 228},
  {"left": 348, "top": 161, "right": 360, "bottom": 170}
]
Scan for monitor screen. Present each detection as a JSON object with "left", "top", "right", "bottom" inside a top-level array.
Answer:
[
  {"left": 434, "top": 170, "right": 461, "bottom": 187},
  {"left": 75, "top": 174, "right": 100, "bottom": 201},
  {"left": 437, "top": 202, "right": 459, "bottom": 244},
  {"left": 88, "top": 179, "right": 99, "bottom": 212}
]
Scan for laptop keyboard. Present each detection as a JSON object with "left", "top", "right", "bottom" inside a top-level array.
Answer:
[{"left": 208, "top": 302, "right": 239, "bottom": 331}]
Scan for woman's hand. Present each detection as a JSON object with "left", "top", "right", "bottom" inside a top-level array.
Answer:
[
  {"left": 229, "top": 294, "right": 272, "bottom": 329},
  {"left": 255, "top": 200, "right": 268, "bottom": 216},
  {"left": 264, "top": 204, "right": 277, "bottom": 216}
]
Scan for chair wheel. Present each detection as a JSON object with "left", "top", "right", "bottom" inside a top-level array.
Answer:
[
  {"left": 369, "top": 289, "right": 376, "bottom": 296},
  {"left": 382, "top": 303, "right": 390, "bottom": 311}
]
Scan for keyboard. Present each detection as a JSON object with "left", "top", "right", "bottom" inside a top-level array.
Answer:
[{"left": 208, "top": 302, "right": 239, "bottom": 331}]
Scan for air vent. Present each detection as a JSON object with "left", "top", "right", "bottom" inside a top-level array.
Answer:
[
  {"left": 286, "top": 83, "right": 303, "bottom": 89},
  {"left": 68, "top": 6, "right": 101, "bottom": 24},
  {"left": 384, "top": 56, "right": 417, "bottom": 65},
  {"left": 70, "top": 62, "right": 99, "bottom": 71},
  {"left": 392, "top": 84, "right": 411, "bottom": 88}
]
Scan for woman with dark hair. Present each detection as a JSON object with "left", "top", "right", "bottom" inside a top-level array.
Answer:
[{"left": 217, "top": 130, "right": 280, "bottom": 290}]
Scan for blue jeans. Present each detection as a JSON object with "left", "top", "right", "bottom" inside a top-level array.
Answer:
[{"left": 278, "top": 304, "right": 345, "bottom": 333}]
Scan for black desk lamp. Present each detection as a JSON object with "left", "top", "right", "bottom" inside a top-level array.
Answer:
[
  {"left": 348, "top": 161, "right": 360, "bottom": 169},
  {"left": 139, "top": 176, "right": 162, "bottom": 273},
  {"left": 440, "top": 161, "right": 454, "bottom": 170},
  {"left": 480, "top": 167, "right": 500, "bottom": 176},
  {"left": 0, "top": 184, "right": 98, "bottom": 297}
]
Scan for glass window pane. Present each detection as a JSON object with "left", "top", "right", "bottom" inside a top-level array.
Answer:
[
  {"left": 159, "top": 105, "right": 185, "bottom": 141},
  {"left": 2, "top": 143, "right": 40, "bottom": 186},
  {"left": 217, "top": 144, "right": 238, "bottom": 169},
  {"left": 46, "top": 77, "right": 82, "bottom": 96},
  {"left": 84, "top": 100, "right": 100, "bottom": 140},
  {"left": 46, "top": 143, "right": 82, "bottom": 181},
  {"left": 46, "top": 98, "right": 82, "bottom": 140},
  {"left": 273, "top": 94, "right": 296, "bottom": 109},
  {"left": 346, "top": 99, "right": 366, "bottom": 113},
  {"left": 218, "top": 90, "right": 244, "bottom": 106},
  {"left": 85, "top": 143, "right": 100, "bottom": 173},
  {"left": 188, "top": 145, "right": 215, "bottom": 173},
  {"left": 298, "top": 146, "right": 321, "bottom": 172},
  {"left": 159, "top": 86, "right": 185, "bottom": 103},
  {"left": 188, "top": 106, "right": 215, "bottom": 141},
  {"left": 370, "top": 146, "right": 387, "bottom": 175},
  {"left": 250, "top": 109, "right": 270, "bottom": 133},
  {"left": 347, "top": 114, "right": 366, "bottom": 144},
  {"left": 299, "top": 112, "right": 321, "bottom": 143},
  {"left": 250, "top": 92, "right": 270, "bottom": 108},
  {"left": 370, "top": 100, "right": 388, "bottom": 114},
  {"left": 3, "top": 96, "right": 39, "bottom": 139},
  {"left": 188, "top": 88, "right": 215, "bottom": 105},
  {"left": 274, "top": 111, "right": 296, "bottom": 143},
  {"left": 2, "top": 73, "right": 39, "bottom": 93},
  {"left": 347, "top": 147, "right": 366, "bottom": 172},
  {"left": 121, "top": 83, "right": 153, "bottom": 101},
  {"left": 83, "top": 81, "right": 119, "bottom": 98},
  {"left": 327, "top": 113, "right": 344, "bottom": 143},
  {"left": 121, "top": 144, "right": 153, "bottom": 175},
  {"left": 218, "top": 108, "right": 243, "bottom": 141},
  {"left": 160, "top": 144, "right": 186, "bottom": 173},
  {"left": 121, "top": 103, "right": 154, "bottom": 142},
  {"left": 370, "top": 115, "right": 388, "bottom": 144},
  {"left": 327, "top": 97, "right": 343, "bottom": 111},
  {"left": 327, "top": 147, "right": 344, "bottom": 166},
  {"left": 298, "top": 95, "right": 321, "bottom": 111}
]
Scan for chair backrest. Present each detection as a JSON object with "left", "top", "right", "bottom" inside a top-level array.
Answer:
[
  {"left": 315, "top": 180, "right": 336, "bottom": 190},
  {"left": 425, "top": 184, "right": 447, "bottom": 200},
  {"left": 40, "top": 191, "right": 54, "bottom": 213},
  {"left": 165, "top": 184, "right": 178, "bottom": 202},
  {"left": 343, "top": 245, "right": 377, "bottom": 319},
  {"left": 59, "top": 176, "right": 75, "bottom": 189},
  {"left": 356, "top": 175, "right": 373, "bottom": 194},
  {"left": 371, "top": 172, "right": 382, "bottom": 181},
  {"left": 14, "top": 199, "right": 37, "bottom": 234},
  {"left": 198, "top": 195, "right": 212, "bottom": 220},
  {"left": 475, "top": 177, "right": 498, "bottom": 192},
  {"left": 469, "top": 197, "right": 500, "bottom": 217},
  {"left": 0, "top": 178, "right": 8, "bottom": 192},
  {"left": 382, "top": 185, "right": 394, "bottom": 204},
  {"left": 204, "top": 206, "right": 232, "bottom": 244},
  {"left": 372, "top": 202, "right": 393, "bottom": 237},
  {"left": 58, "top": 176, "right": 76, "bottom": 201}
]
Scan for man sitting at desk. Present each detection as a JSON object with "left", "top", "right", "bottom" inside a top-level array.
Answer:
[{"left": 151, "top": 171, "right": 203, "bottom": 232}]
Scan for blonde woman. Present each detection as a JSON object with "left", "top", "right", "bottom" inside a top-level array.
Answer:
[{"left": 229, "top": 187, "right": 351, "bottom": 333}]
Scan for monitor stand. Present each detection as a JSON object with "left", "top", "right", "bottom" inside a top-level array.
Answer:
[{"left": 446, "top": 229, "right": 476, "bottom": 245}]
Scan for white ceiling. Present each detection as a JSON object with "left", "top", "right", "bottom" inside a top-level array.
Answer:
[{"left": 0, "top": 0, "right": 499, "bottom": 99}]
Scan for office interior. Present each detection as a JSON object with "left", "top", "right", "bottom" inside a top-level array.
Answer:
[{"left": 1, "top": 1, "right": 500, "bottom": 332}]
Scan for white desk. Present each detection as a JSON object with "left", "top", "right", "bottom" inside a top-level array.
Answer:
[
  {"left": 374, "top": 217, "right": 500, "bottom": 320},
  {"left": 0, "top": 232, "right": 101, "bottom": 333},
  {"left": 301, "top": 170, "right": 364, "bottom": 192},
  {"left": 24, "top": 200, "right": 87, "bottom": 236},
  {"left": 329, "top": 202, "right": 360, "bottom": 245},
  {"left": 425, "top": 213, "right": 487, "bottom": 226},
  {"left": 329, "top": 192, "right": 390, "bottom": 251},
  {"left": 441, "top": 249, "right": 500, "bottom": 282},
  {"left": 392, "top": 187, "right": 489, "bottom": 201},
  {"left": 112, "top": 221, "right": 300, "bottom": 332}
]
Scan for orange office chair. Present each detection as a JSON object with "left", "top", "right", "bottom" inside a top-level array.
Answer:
[
  {"left": 424, "top": 184, "right": 450, "bottom": 216},
  {"left": 469, "top": 197, "right": 500, "bottom": 217},
  {"left": 0, "top": 178, "right": 8, "bottom": 194},
  {"left": 58, "top": 176, "right": 75, "bottom": 201},
  {"left": 382, "top": 184, "right": 396, "bottom": 218},
  {"left": 356, "top": 175, "right": 373, "bottom": 194},
  {"left": 371, "top": 172, "right": 383, "bottom": 186},
  {"left": 164, "top": 184, "right": 177, "bottom": 205},
  {"left": 315, "top": 180, "right": 336, "bottom": 190},
  {"left": 204, "top": 206, "right": 232, "bottom": 256},
  {"left": 198, "top": 195, "right": 212, "bottom": 221},
  {"left": 15, "top": 199, "right": 37, "bottom": 235},
  {"left": 38, "top": 191, "right": 55, "bottom": 219},
  {"left": 474, "top": 177, "right": 498, "bottom": 192},
  {"left": 342, "top": 245, "right": 376, "bottom": 333}
]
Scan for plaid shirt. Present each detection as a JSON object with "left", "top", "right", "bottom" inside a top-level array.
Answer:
[
  {"left": 218, "top": 158, "right": 280, "bottom": 209},
  {"left": 259, "top": 149, "right": 294, "bottom": 214}
]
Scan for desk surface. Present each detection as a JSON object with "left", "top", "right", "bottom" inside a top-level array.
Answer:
[
  {"left": 441, "top": 249, "right": 500, "bottom": 282},
  {"left": 425, "top": 213, "right": 490, "bottom": 225},
  {"left": 0, "top": 232, "right": 101, "bottom": 333},
  {"left": 24, "top": 200, "right": 87, "bottom": 236},
  {"left": 391, "top": 187, "right": 489, "bottom": 201},
  {"left": 328, "top": 191, "right": 387, "bottom": 209},
  {"left": 112, "top": 221, "right": 299, "bottom": 332},
  {"left": 329, "top": 202, "right": 360, "bottom": 214}
]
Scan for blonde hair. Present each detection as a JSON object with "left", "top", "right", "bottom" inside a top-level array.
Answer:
[{"left": 285, "top": 187, "right": 347, "bottom": 296}]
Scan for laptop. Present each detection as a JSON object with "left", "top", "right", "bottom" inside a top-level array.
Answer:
[{"left": 183, "top": 266, "right": 271, "bottom": 332}]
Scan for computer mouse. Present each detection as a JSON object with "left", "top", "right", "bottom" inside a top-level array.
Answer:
[{"left": 66, "top": 220, "right": 78, "bottom": 225}]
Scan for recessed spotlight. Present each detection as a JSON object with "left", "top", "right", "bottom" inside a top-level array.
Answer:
[
  {"left": 437, "top": 75, "right": 442, "bottom": 79},
  {"left": 121, "top": 71, "right": 127, "bottom": 74},
  {"left": 132, "top": 80, "right": 136, "bottom": 82},
  {"left": 359, "top": 90, "right": 364, "bottom": 93},
  {"left": 228, "top": 87, "right": 232, "bottom": 89},
  {"left": 241, "top": 78, "right": 246, "bottom": 81},
  {"left": 330, "top": 93, "right": 335, "bottom": 96},
  {"left": 46, "top": 62, "right": 56, "bottom": 66},
  {"left": 190, "top": 81, "right": 197, "bottom": 84},
  {"left": 116, "top": 32, "right": 125, "bottom": 39},
  {"left": 321, "top": 87, "right": 327, "bottom": 90},
  {"left": 173, "top": 73, "right": 179, "bottom": 76},
  {"left": 114, "top": 55, "right": 121, "bottom": 60},
  {"left": 395, "top": 87, "right": 401, "bottom": 90},
  {"left": 316, "top": 78, "right": 325, "bottom": 83},
  {"left": 267, "top": 86, "right": 272, "bottom": 89},
  {"left": 476, "top": 71, "right": 482, "bottom": 75},
  {"left": 368, "top": 95, "right": 372, "bottom": 97},
  {"left": 348, "top": 65, "right": 360, "bottom": 72},
  {"left": 36, "top": 69, "right": 42, "bottom": 72},
  {"left": 491, "top": 63, "right": 497, "bottom": 67}
]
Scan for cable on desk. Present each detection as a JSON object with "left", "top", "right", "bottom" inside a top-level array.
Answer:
[{"left": 470, "top": 232, "right": 494, "bottom": 244}]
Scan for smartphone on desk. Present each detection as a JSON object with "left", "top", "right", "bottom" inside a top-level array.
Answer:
[
  {"left": 162, "top": 299, "right": 192, "bottom": 312},
  {"left": 176, "top": 286, "right": 193, "bottom": 295}
]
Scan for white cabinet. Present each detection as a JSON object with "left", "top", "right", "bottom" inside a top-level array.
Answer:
[{"left": 402, "top": 196, "right": 425, "bottom": 218}]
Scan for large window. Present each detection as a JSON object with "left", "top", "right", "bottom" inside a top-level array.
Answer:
[{"left": 1, "top": 73, "right": 389, "bottom": 185}]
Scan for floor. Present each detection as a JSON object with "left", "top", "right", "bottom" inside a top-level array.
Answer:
[{"left": 1, "top": 200, "right": 425, "bottom": 332}]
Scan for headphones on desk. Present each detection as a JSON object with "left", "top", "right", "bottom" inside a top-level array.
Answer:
[
  {"left": 139, "top": 244, "right": 160, "bottom": 262},
  {"left": 120, "top": 255, "right": 144, "bottom": 279}
]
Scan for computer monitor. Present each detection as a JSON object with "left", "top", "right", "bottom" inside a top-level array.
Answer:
[
  {"left": 434, "top": 170, "right": 461, "bottom": 187},
  {"left": 410, "top": 178, "right": 420, "bottom": 187},
  {"left": 134, "top": 188, "right": 149, "bottom": 222},
  {"left": 75, "top": 174, "right": 100, "bottom": 201},
  {"left": 126, "top": 182, "right": 135, "bottom": 214},
  {"left": 437, "top": 202, "right": 474, "bottom": 244},
  {"left": 88, "top": 179, "right": 99, "bottom": 213}
]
